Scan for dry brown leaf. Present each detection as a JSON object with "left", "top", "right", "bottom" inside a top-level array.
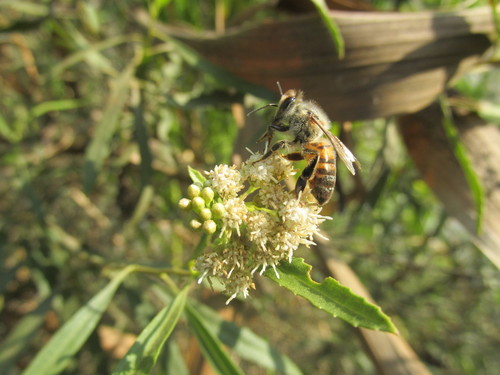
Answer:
[
  {"left": 167, "top": 8, "right": 493, "bottom": 121},
  {"left": 398, "top": 102, "right": 500, "bottom": 269}
]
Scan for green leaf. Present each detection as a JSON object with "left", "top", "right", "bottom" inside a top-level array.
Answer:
[
  {"left": 187, "top": 166, "right": 206, "bottom": 185},
  {"left": 440, "top": 96, "right": 485, "bottom": 232},
  {"left": 0, "top": 296, "right": 53, "bottom": 373},
  {"left": 309, "top": 0, "right": 345, "bottom": 58},
  {"left": 30, "top": 99, "right": 89, "bottom": 119},
  {"left": 153, "top": 286, "right": 301, "bottom": 374},
  {"left": 83, "top": 61, "right": 136, "bottom": 192},
  {"left": 476, "top": 99, "right": 500, "bottom": 124},
  {"left": 185, "top": 304, "right": 245, "bottom": 375},
  {"left": 192, "top": 301, "right": 303, "bottom": 375},
  {"left": 163, "top": 339, "right": 189, "bottom": 375},
  {"left": 50, "top": 35, "right": 137, "bottom": 78},
  {"left": 23, "top": 267, "right": 133, "bottom": 375},
  {"left": 0, "top": 1, "right": 49, "bottom": 16},
  {"left": 264, "top": 258, "right": 397, "bottom": 334},
  {"left": 0, "top": 112, "right": 20, "bottom": 142},
  {"left": 112, "top": 285, "right": 190, "bottom": 375}
]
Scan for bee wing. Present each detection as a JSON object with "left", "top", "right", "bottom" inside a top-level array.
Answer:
[{"left": 310, "top": 115, "right": 360, "bottom": 175}]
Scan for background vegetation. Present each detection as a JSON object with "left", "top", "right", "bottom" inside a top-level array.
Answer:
[{"left": 1, "top": 0, "right": 499, "bottom": 374}]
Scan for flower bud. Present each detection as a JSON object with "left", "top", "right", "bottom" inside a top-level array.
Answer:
[
  {"left": 211, "top": 202, "right": 226, "bottom": 219},
  {"left": 202, "top": 220, "right": 217, "bottom": 234},
  {"left": 178, "top": 198, "right": 191, "bottom": 210},
  {"left": 187, "top": 184, "right": 201, "bottom": 198},
  {"left": 191, "top": 196, "right": 206, "bottom": 213},
  {"left": 200, "top": 187, "right": 215, "bottom": 204},
  {"left": 199, "top": 208, "right": 212, "bottom": 221},
  {"left": 190, "top": 219, "right": 202, "bottom": 230}
]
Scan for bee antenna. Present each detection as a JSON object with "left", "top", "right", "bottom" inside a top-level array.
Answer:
[
  {"left": 246, "top": 103, "right": 278, "bottom": 116},
  {"left": 276, "top": 81, "right": 283, "bottom": 96}
]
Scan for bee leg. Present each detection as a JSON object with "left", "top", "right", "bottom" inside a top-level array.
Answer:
[
  {"left": 294, "top": 151, "right": 319, "bottom": 198},
  {"left": 256, "top": 129, "right": 272, "bottom": 144},
  {"left": 283, "top": 152, "right": 303, "bottom": 161},
  {"left": 255, "top": 140, "right": 290, "bottom": 163}
]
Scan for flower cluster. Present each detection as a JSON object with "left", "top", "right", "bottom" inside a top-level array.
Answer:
[{"left": 180, "top": 152, "right": 331, "bottom": 303}]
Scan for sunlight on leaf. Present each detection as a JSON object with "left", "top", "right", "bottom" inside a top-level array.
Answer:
[
  {"left": 23, "top": 267, "right": 134, "bottom": 375},
  {"left": 186, "top": 304, "right": 245, "bottom": 375},
  {"left": 192, "top": 301, "right": 304, "bottom": 375},
  {"left": 112, "top": 285, "right": 189, "bottom": 375},
  {"left": 264, "top": 258, "right": 398, "bottom": 333},
  {"left": 188, "top": 165, "right": 206, "bottom": 185}
]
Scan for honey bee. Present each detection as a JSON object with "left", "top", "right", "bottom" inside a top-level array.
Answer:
[{"left": 250, "top": 86, "right": 360, "bottom": 205}]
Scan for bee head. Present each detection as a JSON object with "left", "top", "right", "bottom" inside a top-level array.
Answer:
[{"left": 271, "top": 89, "right": 304, "bottom": 131}]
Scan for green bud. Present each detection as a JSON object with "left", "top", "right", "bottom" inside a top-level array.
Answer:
[
  {"left": 187, "top": 184, "right": 201, "bottom": 198},
  {"left": 178, "top": 198, "right": 191, "bottom": 210},
  {"left": 211, "top": 203, "right": 226, "bottom": 219},
  {"left": 191, "top": 196, "right": 205, "bottom": 213},
  {"left": 199, "top": 208, "right": 212, "bottom": 221},
  {"left": 202, "top": 220, "right": 217, "bottom": 234},
  {"left": 203, "top": 179, "right": 212, "bottom": 187},
  {"left": 190, "top": 219, "right": 202, "bottom": 230},
  {"left": 200, "top": 187, "right": 215, "bottom": 204}
]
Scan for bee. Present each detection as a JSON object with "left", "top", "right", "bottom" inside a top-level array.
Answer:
[{"left": 249, "top": 86, "right": 360, "bottom": 205}]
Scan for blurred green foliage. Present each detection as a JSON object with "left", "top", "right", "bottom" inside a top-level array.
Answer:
[{"left": 0, "top": 0, "right": 499, "bottom": 374}]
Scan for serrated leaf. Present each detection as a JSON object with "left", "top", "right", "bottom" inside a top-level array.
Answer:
[
  {"left": 264, "top": 258, "right": 397, "bottom": 334},
  {"left": 185, "top": 304, "right": 245, "bottom": 375},
  {"left": 187, "top": 166, "right": 206, "bottom": 185},
  {"left": 23, "top": 267, "right": 133, "bottom": 375},
  {"left": 112, "top": 285, "right": 189, "bottom": 375}
]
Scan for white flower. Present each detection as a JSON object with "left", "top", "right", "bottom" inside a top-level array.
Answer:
[
  {"left": 241, "top": 152, "right": 294, "bottom": 186},
  {"left": 190, "top": 149, "right": 332, "bottom": 303},
  {"left": 220, "top": 198, "right": 248, "bottom": 237},
  {"left": 206, "top": 164, "right": 243, "bottom": 198},
  {"left": 246, "top": 210, "right": 275, "bottom": 251}
]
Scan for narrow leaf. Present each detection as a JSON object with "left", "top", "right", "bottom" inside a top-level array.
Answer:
[
  {"left": 112, "top": 285, "right": 189, "bottom": 375},
  {"left": 163, "top": 339, "right": 189, "bottom": 375},
  {"left": 153, "top": 286, "right": 302, "bottom": 374},
  {"left": 30, "top": 99, "right": 89, "bottom": 118},
  {"left": 264, "top": 258, "right": 397, "bottom": 333},
  {"left": 185, "top": 304, "right": 245, "bottom": 375},
  {"left": 23, "top": 267, "right": 133, "bottom": 375},
  {"left": 83, "top": 62, "right": 135, "bottom": 192},
  {"left": 193, "top": 302, "right": 303, "bottom": 375},
  {"left": 51, "top": 35, "right": 137, "bottom": 78},
  {"left": 0, "top": 296, "right": 52, "bottom": 373},
  {"left": 309, "top": 0, "right": 345, "bottom": 58},
  {"left": 440, "top": 96, "right": 485, "bottom": 232}
]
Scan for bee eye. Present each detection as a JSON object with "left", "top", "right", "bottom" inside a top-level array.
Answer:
[{"left": 281, "top": 96, "right": 295, "bottom": 110}]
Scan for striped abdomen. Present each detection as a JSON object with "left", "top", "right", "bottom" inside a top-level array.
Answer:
[{"left": 304, "top": 142, "right": 337, "bottom": 205}]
